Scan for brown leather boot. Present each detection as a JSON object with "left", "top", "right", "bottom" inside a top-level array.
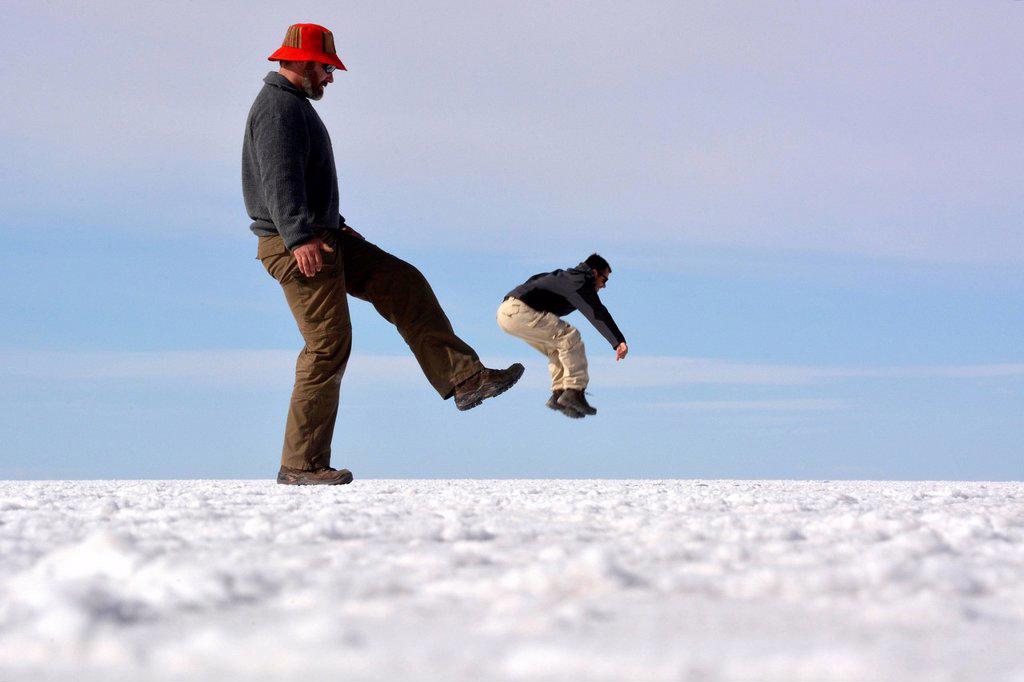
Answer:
[
  {"left": 276, "top": 466, "right": 354, "bottom": 485},
  {"left": 454, "top": 363, "right": 525, "bottom": 411}
]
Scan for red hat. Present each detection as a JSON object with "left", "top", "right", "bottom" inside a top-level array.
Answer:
[{"left": 268, "top": 24, "right": 346, "bottom": 70}]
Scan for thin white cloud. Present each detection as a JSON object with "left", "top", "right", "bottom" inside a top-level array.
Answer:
[
  {"left": 591, "top": 356, "right": 1024, "bottom": 387},
  {"left": 651, "top": 399, "right": 845, "bottom": 412},
  {"left": 1, "top": 351, "right": 1020, "bottom": 389},
  {"left": 0, "top": 350, "right": 417, "bottom": 387}
]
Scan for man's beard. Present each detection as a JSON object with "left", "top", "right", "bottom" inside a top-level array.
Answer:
[{"left": 301, "top": 65, "right": 325, "bottom": 100}]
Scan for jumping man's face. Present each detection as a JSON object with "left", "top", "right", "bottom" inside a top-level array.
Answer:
[
  {"left": 593, "top": 268, "right": 611, "bottom": 291},
  {"left": 301, "top": 61, "right": 334, "bottom": 100}
]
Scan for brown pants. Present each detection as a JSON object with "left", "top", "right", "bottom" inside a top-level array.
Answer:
[{"left": 258, "top": 231, "right": 483, "bottom": 470}]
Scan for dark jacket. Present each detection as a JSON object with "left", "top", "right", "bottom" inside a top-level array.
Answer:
[
  {"left": 242, "top": 72, "right": 344, "bottom": 250},
  {"left": 506, "top": 263, "right": 626, "bottom": 349}
]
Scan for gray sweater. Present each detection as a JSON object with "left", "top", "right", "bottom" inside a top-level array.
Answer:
[{"left": 242, "top": 72, "right": 344, "bottom": 250}]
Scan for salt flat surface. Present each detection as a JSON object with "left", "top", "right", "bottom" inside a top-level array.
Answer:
[{"left": 1, "top": 480, "right": 1022, "bottom": 681}]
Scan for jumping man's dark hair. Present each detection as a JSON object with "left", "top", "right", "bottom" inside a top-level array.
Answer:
[{"left": 584, "top": 253, "right": 611, "bottom": 273}]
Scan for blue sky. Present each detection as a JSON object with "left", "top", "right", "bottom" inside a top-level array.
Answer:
[{"left": 1, "top": 1, "right": 1021, "bottom": 479}]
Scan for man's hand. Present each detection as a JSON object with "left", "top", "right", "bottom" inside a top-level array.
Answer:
[
  {"left": 615, "top": 342, "right": 629, "bottom": 361},
  {"left": 293, "top": 238, "right": 334, "bottom": 277},
  {"left": 341, "top": 225, "right": 365, "bottom": 240}
]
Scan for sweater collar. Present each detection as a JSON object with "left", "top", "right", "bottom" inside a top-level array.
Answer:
[{"left": 263, "top": 71, "right": 307, "bottom": 98}]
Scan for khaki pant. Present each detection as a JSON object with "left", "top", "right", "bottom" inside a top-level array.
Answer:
[
  {"left": 496, "top": 297, "right": 588, "bottom": 391},
  {"left": 259, "top": 231, "right": 483, "bottom": 470}
]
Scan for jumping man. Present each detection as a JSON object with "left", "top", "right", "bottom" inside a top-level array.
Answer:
[{"left": 497, "top": 254, "right": 628, "bottom": 418}]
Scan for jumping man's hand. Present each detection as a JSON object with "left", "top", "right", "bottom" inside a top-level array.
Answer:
[
  {"left": 293, "top": 238, "right": 334, "bottom": 277},
  {"left": 615, "top": 342, "right": 628, "bottom": 361}
]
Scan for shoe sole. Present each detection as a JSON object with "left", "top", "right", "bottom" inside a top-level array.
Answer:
[{"left": 456, "top": 364, "right": 525, "bottom": 411}]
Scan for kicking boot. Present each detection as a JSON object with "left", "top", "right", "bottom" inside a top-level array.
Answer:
[
  {"left": 454, "top": 363, "right": 525, "bottom": 411},
  {"left": 547, "top": 389, "right": 584, "bottom": 419},
  {"left": 277, "top": 466, "right": 354, "bottom": 486},
  {"left": 557, "top": 388, "right": 597, "bottom": 416}
]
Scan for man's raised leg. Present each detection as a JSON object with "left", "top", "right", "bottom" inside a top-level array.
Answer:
[{"left": 340, "top": 232, "right": 522, "bottom": 407}]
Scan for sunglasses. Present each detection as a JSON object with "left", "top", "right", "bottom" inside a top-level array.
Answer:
[{"left": 323, "top": 64, "right": 337, "bottom": 74}]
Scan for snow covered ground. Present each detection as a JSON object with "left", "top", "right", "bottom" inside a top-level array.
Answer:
[{"left": 1, "top": 480, "right": 1022, "bottom": 681}]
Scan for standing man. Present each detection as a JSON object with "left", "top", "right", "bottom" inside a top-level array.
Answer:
[
  {"left": 497, "top": 254, "right": 628, "bottom": 419},
  {"left": 244, "top": 24, "right": 524, "bottom": 485}
]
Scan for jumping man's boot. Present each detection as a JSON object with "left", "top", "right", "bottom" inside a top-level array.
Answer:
[
  {"left": 547, "top": 389, "right": 584, "bottom": 419},
  {"left": 277, "top": 466, "right": 354, "bottom": 485},
  {"left": 454, "top": 363, "right": 525, "bottom": 411},
  {"left": 557, "top": 388, "right": 597, "bottom": 416},
  {"left": 545, "top": 390, "right": 564, "bottom": 411}
]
